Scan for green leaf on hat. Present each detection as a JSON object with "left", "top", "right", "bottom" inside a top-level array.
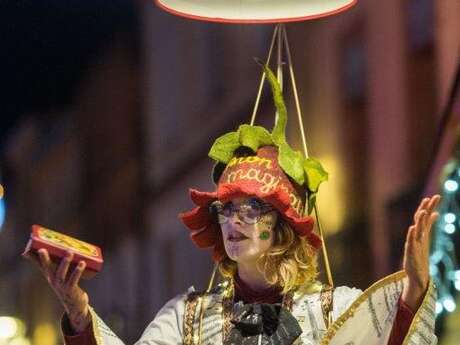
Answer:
[
  {"left": 208, "top": 131, "right": 240, "bottom": 163},
  {"left": 304, "top": 157, "right": 328, "bottom": 193},
  {"left": 208, "top": 61, "right": 329, "bottom": 214},
  {"left": 238, "top": 124, "right": 273, "bottom": 152},
  {"left": 278, "top": 143, "right": 305, "bottom": 186},
  {"left": 256, "top": 60, "right": 287, "bottom": 146}
]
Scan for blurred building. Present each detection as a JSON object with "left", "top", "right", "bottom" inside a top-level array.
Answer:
[{"left": 0, "top": 0, "right": 458, "bottom": 344}]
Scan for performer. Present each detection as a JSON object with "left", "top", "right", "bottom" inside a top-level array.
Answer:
[{"left": 29, "top": 67, "right": 439, "bottom": 345}]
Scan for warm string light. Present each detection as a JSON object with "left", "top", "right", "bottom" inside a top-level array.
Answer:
[
  {"left": 0, "top": 184, "right": 5, "bottom": 231},
  {"left": 430, "top": 168, "right": 460, "bottom": 316}
]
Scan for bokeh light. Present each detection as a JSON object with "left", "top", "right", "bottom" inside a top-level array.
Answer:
[
  {"left": 444, "top": 223, "right": 456, "bottom": 234},
  {"left": 444, "top": 212, "right": 456, "bottom": 223},
  {"left": 444, "top": 179, "right": 458, "bottom": 192}
]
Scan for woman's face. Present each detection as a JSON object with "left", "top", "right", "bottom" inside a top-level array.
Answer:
[{"left": 218, "top": 197, "right": 278, "bottom": 264}]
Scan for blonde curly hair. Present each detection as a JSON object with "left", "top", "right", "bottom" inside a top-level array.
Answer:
[{"left": 219, "top": 218, "right": 319, "bottom": 294}]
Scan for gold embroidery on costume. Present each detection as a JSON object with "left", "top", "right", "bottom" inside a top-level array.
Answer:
[
  {"left": 89, "top": 306, "right": 128, "bottom": 344},
  {"left": 319, "top": 271, "right": 406, "bottom": 344},
  {"left": 222, "top": 281, "right": 234, "bottom": 342},
  {"left": 320, "top": 285, "right": 333, "bottom": 329},
  {"left": 321, "top": 271, "right": 420, "bottom": 345},
  {"left": 184, "top": 293, "right": 201, "bottom": 345},
  {"left": 195, "top": 280, "right": 297, "bottom": 343}
]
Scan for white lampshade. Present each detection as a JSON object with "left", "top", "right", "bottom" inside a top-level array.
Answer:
[{"left": 154, "top": 0, "right": 357, "bottom": 23}]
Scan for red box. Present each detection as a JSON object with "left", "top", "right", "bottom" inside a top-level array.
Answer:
[{"left": 23, "top": 225, "right": 103, "bottom": 279}]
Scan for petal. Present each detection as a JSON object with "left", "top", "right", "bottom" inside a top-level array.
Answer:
[
  {"left": 190, "top": 224, "right": 218, "bottom": 248},
  {"left": 283, "top": 212, "right": 321, "bottom": 249},
  {"left": 190, "top": 189, "right": 218, "bottom": 207},
  {"left": 306, "top": 232, "right": 322, "bottom": 249},
  {"left": 179, "top": 206, "right": 213, "bottom": 230},
  {"left": 291, "top": 217, "right": 315, "bottom": 236}
]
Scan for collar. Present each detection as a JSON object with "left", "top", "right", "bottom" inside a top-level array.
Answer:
[{"left": 234, "top": 274, "right": 283, "bottom": 304}]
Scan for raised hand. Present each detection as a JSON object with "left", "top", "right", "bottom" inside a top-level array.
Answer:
[
  {"left": 33, "top": 249, "right": 91, "bottom": 333},
  {"left": 401, "top": 194, "right": 441, "bottom": 311}
]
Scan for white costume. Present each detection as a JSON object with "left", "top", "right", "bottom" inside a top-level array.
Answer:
[{"left": 82, "top": 271, "right": 437, "bottom": 345}]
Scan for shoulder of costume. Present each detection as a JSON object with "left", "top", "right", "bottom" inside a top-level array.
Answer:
[{"left": 185, "top": 280, "right": 232, "bottom": 301}]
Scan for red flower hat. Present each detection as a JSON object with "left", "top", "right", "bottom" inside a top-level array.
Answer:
[
  {"left": 180, "top": 146, "right": 321, "bottom": 262},
  {"left": 179, "top": 63, "right": 327, "bottom": 262}
]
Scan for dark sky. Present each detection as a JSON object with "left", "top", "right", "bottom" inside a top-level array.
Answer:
[{"left": 0, "top": 0, "right": 138, "bottom": 142}]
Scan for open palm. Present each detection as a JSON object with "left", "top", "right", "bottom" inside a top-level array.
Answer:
[{"left": 401, "top": 194, "right": 440, "bottom": 311}]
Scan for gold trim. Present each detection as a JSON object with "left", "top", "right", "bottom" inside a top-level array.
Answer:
[
  {"left": 88, "top": 306, "right": 104, "bottom": 345},
  {"left": 319, "top": 270, "right": 406, "bottom": 345},
  {"left": 186, "top": 280, "right": 300, "bottom": 344},
  {"left": 320, "top": 285, "right": 333, "bottom": 329},
  {"left": 184, "top": 280, "right": 235, "bottom": 345},
  {"left": 222, "top": 281, "right": 234, "bottom": 341},
  {"left": 401, "top": 280, "right": 436, "bottom": 345},
  {"left": 184, "top": 294, "right": 200, "bottom": 345}
]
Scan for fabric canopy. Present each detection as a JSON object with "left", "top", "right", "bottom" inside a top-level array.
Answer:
[{"left": 154, "top": 0, "right": 357, "bottom": 24}]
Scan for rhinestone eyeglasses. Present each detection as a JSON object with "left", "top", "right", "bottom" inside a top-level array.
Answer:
[{"left": 209, "top": 198, "right": 274, "bottom": 225}]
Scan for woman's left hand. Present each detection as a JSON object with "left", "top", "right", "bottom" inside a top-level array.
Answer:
[{"left": 401, "top": 194, "right": 440, "bottom": 311}]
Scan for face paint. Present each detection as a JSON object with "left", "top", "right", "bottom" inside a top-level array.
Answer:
[{"left": 259, "top": 231, "right": 271, "bottom": 240}]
